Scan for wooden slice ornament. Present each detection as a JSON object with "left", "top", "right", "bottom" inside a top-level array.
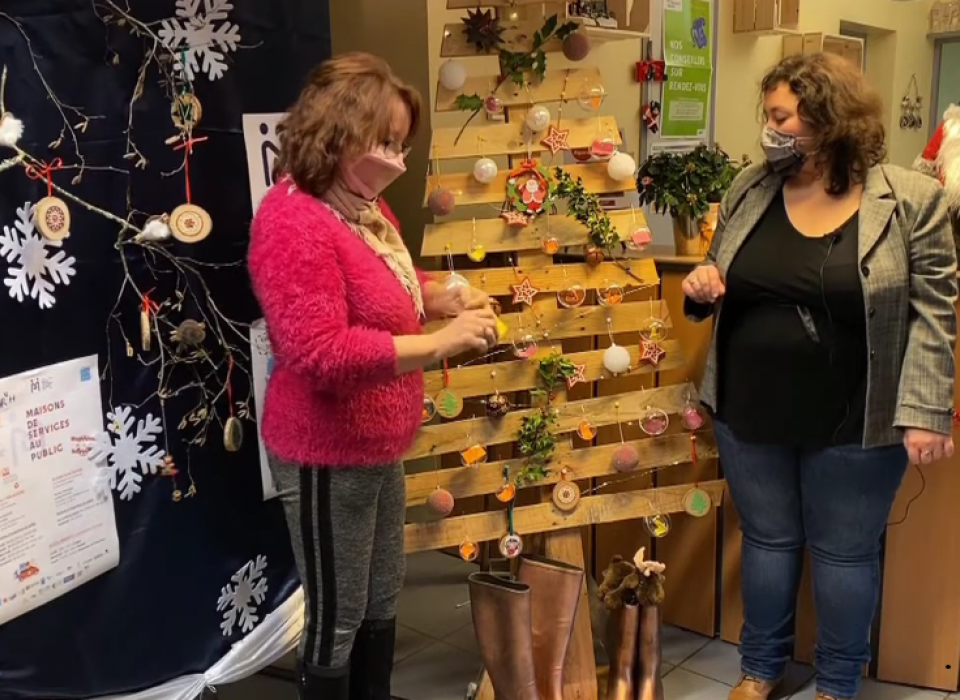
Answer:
[
  {"left": 552, "top": 468, "right": 581, "bottom": 512},
  {"left": 683, "top": 487, "right": 713, "bottom": 518},
  {"left": 169, "top": 203, "right": 212, "bottom": 243},
  {"left": 223, "top": 416, "right": 244, "bottom": 452},
  {"left": 171, "top": 93, "right": 203, "bottom": 130},
  {"left": 435, "top": 388, "right": 464, "bottom": 419},
  {"left": 33, "top": 196, "right": 71, "bottom": 241}
]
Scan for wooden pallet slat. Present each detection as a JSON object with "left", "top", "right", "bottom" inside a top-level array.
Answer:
[
  {"left": 433, "top": 259, "right": 648, "bottom": 297},
  {"left": 436, "top": 68, "right": 604, "bottom": 113},
  {"left": 431, "top": 116, "right": 621, "bottom": 160},
  {"left": 442, "top": 21, "right": 564, "bottom": 57}
]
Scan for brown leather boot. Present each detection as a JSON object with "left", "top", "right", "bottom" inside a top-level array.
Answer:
[
  {"left": 604, "top": 601, "right": 640, "bottom": 700},
  {"left": 468, "top": 573, "right": 541, "bottom": 700},
  {"left": 729, "top": 676, "right": 783, "bottom": 700},
  {"left": 635, "top": 605, "right": 665, "bottom": 700},
  {"left": 517, "top": 555, "right": 585, "bottom": 700}
]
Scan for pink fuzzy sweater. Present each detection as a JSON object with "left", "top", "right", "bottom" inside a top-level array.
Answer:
[{"left": 248, "top": 183, "right": 428, "bottom": 467}]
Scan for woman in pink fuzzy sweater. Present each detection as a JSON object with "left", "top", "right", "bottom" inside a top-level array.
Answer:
[{"left": 248, "top": 53, "right": 497, "bottom": 700}]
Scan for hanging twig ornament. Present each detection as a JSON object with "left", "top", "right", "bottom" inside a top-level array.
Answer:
[
  {"left": 223, "top": 356, "right": 244, "bottom": 453},
  {"left": 169, "top": 135, "right": 212, "bottom": 243},
  {"left": 26, "top": 159, "right": 71, "bottom": 241},
  {"left": 170, "top": 319, "right": 207, "bottom": 352}
]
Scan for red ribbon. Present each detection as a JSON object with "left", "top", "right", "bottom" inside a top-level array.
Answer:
[
  {"left": 226, "top": 355, "right": 235, "bottom": 417},
  {"left": 690, "top": 434, "right": 698, "bottom": 469},
  {"left": 141, "top": 288, "right": 160, "bottom": 316},
  {"left": 173, "top": 136, "right": 208, "bottom": 204},
  {"left": 25, "top": 158, "right": 64, "bottom": 198},
  {"left": 442, "top": 359, "right": 450, "bottom": 388}
]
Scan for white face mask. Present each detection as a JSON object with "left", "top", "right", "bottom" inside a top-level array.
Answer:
[
  {"left": 341, "top": 149, "right": 407, "bottom": 200},
  {"left": 761, "top": 126, "right": 815, "bottom": 175}
]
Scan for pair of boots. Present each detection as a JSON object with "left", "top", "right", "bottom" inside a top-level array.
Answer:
[
  {"left": 605, "top": 603, "right": 664, "bottom": 700},
  {"left": 299, "top": 618, "right": 395, "bottom": 700},
  {"left": 468, "top": 555, "right": 586, "bottom": 700}
]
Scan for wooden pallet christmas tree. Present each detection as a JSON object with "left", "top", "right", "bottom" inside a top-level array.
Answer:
[{"left": 402, "top": 4, "right": 724, "bottom": 699}]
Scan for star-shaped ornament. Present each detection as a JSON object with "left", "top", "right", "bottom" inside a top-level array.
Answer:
[
  {"left": 640, "top": 340, "right": 666, "bottom": 367},
  {"left": 540, "top": 124, "right": 571, "bottom": 155},
  {"left": 501, "top": 210, "right": 530, "bottom": 228},
  {"left": 511, "top": 277, "right": 541, "bottom": 306},
  {"left": 566, "top": 363, "right": 587, "bottom": 390}
]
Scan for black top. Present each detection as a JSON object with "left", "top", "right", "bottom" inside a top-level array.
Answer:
[{"left": 717, "top": 191, "right": 868, "bottom": 447}]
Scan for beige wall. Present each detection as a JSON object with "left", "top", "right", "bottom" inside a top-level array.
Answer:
[{"left": 716, "top": 0, "right": 934, "bottom": 168}]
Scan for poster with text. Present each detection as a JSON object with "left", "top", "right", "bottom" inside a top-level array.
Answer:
[
  {"left": 0, "top": 355, "right": 119, "bottom": 626},
  {"left": 663, "top": 0, "right": 713, "bottom": 68},
  {"left": 661, "top": 66, "right": 712, "bottom": 138},
  {"left": 242, "top": 113, "right": 285, "bottom": 214},
  {"left": 251, "top": 320, "right": 278, "bottom": 500},
  {"left": 662, "top": 0, "right": 713, "bottom": 139}
]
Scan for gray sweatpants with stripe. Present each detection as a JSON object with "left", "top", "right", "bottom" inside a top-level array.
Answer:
[{"left": 269, "top": 457, "right": 407, "bottom": 669}]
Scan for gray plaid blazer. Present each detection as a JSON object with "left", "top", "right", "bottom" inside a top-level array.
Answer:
[{"left": 686, "top": 163, "right": 959, "bottom": 447}]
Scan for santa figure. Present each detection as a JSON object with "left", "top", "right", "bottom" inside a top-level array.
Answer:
[{"left": 915, "top": 105, "right": 960, "bottom": 210}]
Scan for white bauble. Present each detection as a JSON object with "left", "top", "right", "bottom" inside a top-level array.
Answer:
[
  {"left": 603, "top": 343, "right": 631, "bottom": 375},
  {"left": 473, "top": 158, "right": 499, "bottom": 184},
  {"left": 445, "top": 272, "right": 470, "bottom": 291},
  {"left": 607, "top": 152, "right": 637, "bottom": 181},
  {"left": 439, "top": 60, "right": 467, "bottom": 91},
  {"left": 525, "top": 105, "right": 552, "bottom": 133}
]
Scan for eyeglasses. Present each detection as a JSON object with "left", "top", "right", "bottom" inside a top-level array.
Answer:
[{"left": 384, "top": 140, "right": 412, "bottom": 159}]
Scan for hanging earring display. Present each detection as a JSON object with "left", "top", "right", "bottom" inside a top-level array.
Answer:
[
  {"left": 427, "top": 487, "right": 456, "bottom": 517},
  {"left": 422, "top": 395, "right": 437, "bottom": 423},
  {"left": 459, "top": 538, "right": 479, "bottom": 562},
  {"left": 552, "top": 467, "right": 581, "bottom": 512},
  {"left": 26, "top": 159, "right": 71, "bottom": 242},
  {"left": 222, "top": 356, "right": 244, "bottom": 453},
  {"left": 639, "top": 404, "right": 669, "bottom": 436},
  {"left": 169, "top": 135, "right": 212, "bottom": 243},
  {"left": 683, "top": 487, "right": 712, "bottom": 518},
  {"left": 467, "top": 218, "right": 486, "bottom": 262}
]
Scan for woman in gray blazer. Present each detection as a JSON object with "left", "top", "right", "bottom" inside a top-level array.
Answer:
[{"left": 683, "top": 53, "right": 957, "bottom": 700}]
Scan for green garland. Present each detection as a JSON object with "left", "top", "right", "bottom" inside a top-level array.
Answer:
[
  {"left": 553, "top": 168, "right": 622, "bottom": 250},
  {"left": 516, "top": 352, "right": 577, "bottom": 484}
]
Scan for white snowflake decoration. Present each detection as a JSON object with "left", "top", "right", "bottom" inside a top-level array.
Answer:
[
  {"left": 217, "top": 555, "right": 269, "bottom": 637},
  {"left": 159, "top": 0, "right": 242, "bottom": 81},
  {"left": 87, "top": 406, "right": 166, "bottom": 501},
  {"left": 0, "top": 201, "right": 76, "bottom": 309}
]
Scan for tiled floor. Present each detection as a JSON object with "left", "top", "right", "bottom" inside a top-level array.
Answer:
[{"left": 215, "top": 552, "right": 957, "bottom": 700}]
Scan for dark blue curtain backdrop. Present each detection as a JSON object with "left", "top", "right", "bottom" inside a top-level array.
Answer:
[{"left": 0, "top": 1, "right": 328, "bottom": 697}]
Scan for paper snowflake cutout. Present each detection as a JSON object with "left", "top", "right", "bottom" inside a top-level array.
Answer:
[
  {"left": 566, "top": 363, "right": 587, "bottom": 390},
  {"left": 87, "top": 406, "right": 166, "bottom": 501},
  {"left": 0, "top": 201, "right": 76, "bottom": 310},
  {"left": 217, "top": 555, "right": 269, "bottom": 637},
  {"left": 501, "top": 211, "right": 530, "bottom": 228},
  {"left": 540, "top": 125, "right": 571, "bottom": 155},
  {"left": 639, "top": 340, "right": 666, "bottom": 367},
  {"left": 511, "top": 277, "right": 540, "bottom": 306},
  {"left": 159, "top": 0, "right": 242, "bottom": 81}
]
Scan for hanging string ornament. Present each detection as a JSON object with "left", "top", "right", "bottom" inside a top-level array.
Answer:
[
  {"left": 611, "top": 402, "right": 640, "bottom": 473},
  {"left": 439, "top": 59, "right": 467, "bottom": 91},
  {"left": 541, "top": 124, "right": 571, "bottom": 156},
  {"left": 169, "top": 135, "right": 212, "bottom": 243},
  {"left": 462, "top": 8, "right": 506, "bottom": 53},
  {"left": 644, "top": 497, "right": 672, "bottom": 539},
  {"left": 526, "top": 105, "right": 552, "bottom": 133},
  {"left": 140, "top": 290, "right": 160, "bottom": 352},
  {"left": 0, "top": 111, "right": 24, "bottom": 148},
  {"left": 486, "top": 370, "right": 512, "bottom": 418},
  {"left": 170, "top": 319, "right": 207, "bottom": 353},
  {"left": 443, "top": 244, "right": 470, "bottom": 292},
  {"left": 26, "top": 159, "right": 71, "bottom": 242},
  {"left": 436, "top": 360, "right": 464, "bottom": 419},
  {"left": 626, "top": 205, "right": 652, "bottom": 251},
  {"left": 223, "top": 356, "right": 244, "bottom": 453},
  {"left": 484, "top": 94, "right": 505, "bottom": 122},
  {"left": 577, "top": 404, "right": 597, "bottom": 441},
  {"left": 552, "top": 467, "right": 581, "bottom": 512},
  {"left": 598, "top": 280, "right": 624, "bottom": 307},
  {"left": 681, "top": 397, "right": 705, "bottom": 431},
  {"left": 541, "top": 210, "right": 561, "bottom": 255},
  {"left": 603, "top": 318, "right": 631, "bottom": 376},
  {"left": 639, "top": 403, "right": 669, "bottom": 437},
  {"left": 640, "top": 299, "right": 668, "bottom": 343},
  {"left": 499, "top": 502, "right": 523, "bottom": 559},
  {"left": 562, "top": 31, "right": 591, "bottom": 62},
  {"left": 505, "top": 158, "right": 554, "bottom": 226},
  {"left": 135, "top": 214, "right": 173, "bottom": 243},
  {"left": 467, "top": 218, "right": 486, "bottom": 262},
  {"left": 496, "top": 465, "right": 516, "bottom": 503},
  {"left": 607, "top": 151, "right": 637, "bottom": 181},
  {"left": 584, "top": 245, "right": 605, "bottom": 266},
  {"left": 171, "top": 92, "right": 203, "bottom": 132},
  {"left": 683, "top": 485, "right": 712, "bottom": 518},
  {"left": 473, "top": 157, "right": 499, "bottom": 184},
  {"left": 429, "top": 148, "right": 456, "bottom": 216},
  {"left": 427, "top": 486, "right": 456, "bottom": 517},
  {"left": 460, "top": 439, "right": 488, "bottom": 468},
  {"left": 422, "top": 395, "right": 437, "bottom": 423},
  {"left": 511, "top": 276, "right": 541, "bottom": 306},
  {"left": 640, "top": 339, "right": 666, "bottom": 367},
  {"left": 459, "top": 537, "right": 480, "bottom": 562}
]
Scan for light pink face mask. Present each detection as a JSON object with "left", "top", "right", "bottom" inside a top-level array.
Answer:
[{"left": 341, "top": 149, "right": 407, "bottom": 200}]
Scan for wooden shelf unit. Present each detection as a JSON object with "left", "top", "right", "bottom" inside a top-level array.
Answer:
[
  {"left": 732, "top": 0, "right": 800, "bottom": 35},
  {"left": 782, "top": 32, "right": 864, "bottom": 72}
]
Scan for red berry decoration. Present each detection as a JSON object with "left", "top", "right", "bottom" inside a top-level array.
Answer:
[
  {"left": 612, "top": 444, "right": 641, "bottom": 473},
  {"left": 428, "top": 188, "right": 456, "bottom": 216},
  {"left": 427, "top": 488, "right": 455, "bottom": 517},
  {"left": 562, "top": 32, "right": 591, "bottom": 62}
]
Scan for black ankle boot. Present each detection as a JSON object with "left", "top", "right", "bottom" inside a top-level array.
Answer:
[
  {"left": 349, "top": 618, "right": 397, "bottom": 700},
  {"left": 301, "top": 661, "right": 349, "bottom": 700}
]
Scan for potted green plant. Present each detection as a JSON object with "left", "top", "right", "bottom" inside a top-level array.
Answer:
[{"left": 637, "top": 145, "right": 750, "bottom": 257}]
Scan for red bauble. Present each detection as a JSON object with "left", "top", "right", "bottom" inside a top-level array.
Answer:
[
  {"left": 427, "top": 488, "right": 455, "bottom": 517},
  {"left": 612, "top": 444, "right": 640, "bottom": 473},
  {"left": 562, "top": 32, "right": 591, "bottom": 62},
  {"left": 428, "top": 188, "right": 456, "bottom": 216}
]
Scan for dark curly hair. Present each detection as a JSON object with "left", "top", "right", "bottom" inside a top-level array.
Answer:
[{"left": 761, "top": 52, "right": 885, "bottom": 195}]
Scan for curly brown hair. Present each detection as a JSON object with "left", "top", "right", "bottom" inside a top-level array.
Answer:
[
  {"left": 761, "top": 52, "right": 885, "bottom": 195},
  {"left": 273, "top": 52, "right": 422, "bottom": 197}
]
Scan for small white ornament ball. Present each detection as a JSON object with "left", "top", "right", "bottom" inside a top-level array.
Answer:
[
  {"left": 607, "top": 151, "right": 637, "bottom": 181},
  {"left": 439, "top": 60, "right": 467, "bottom": 92},
  {"left": 473, "top": 157, "right": 499, "bottom": 184},
  {"left": 603, "top": 344, "right": 631, "bottom": 375},
  {"left": 525, "top": 105, "right": 552, "bottom": 133}
]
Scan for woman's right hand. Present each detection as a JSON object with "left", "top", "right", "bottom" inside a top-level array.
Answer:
[
  {"left": 682, "top": 264, "right": 726, "bottom": 305},
  {"left": 432, "top": 307, "right": 499, "bottom": 359}
]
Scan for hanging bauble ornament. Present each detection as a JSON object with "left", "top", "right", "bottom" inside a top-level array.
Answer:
[
  {"left": 444, "top": 272, "right": 470, "bottom": 291},
  {"left": 562, "top": 32, "right": 591, "bottom": 62},
  {"left": 607, "top": 152, "right": 637, "bottom": 181},
  {"left": 681, "top": 403, "right": 705, "bottom": 431},
  {"left": 439, "top": 59, "right": 467, "bottom": 91},
  {"left": 468, "top": 243, "right": 487, "bottom": 262},
  {"left": 541, "top": 236, "right": 561, "bottom": 255},
  {"left": 628, "top": 224, "right": 653, "bottom": 251},
  {"left": 484, "top": 95, "right": 505, "bottom": 119},
  {"left": 171, "top": 92, "right": 203, "bottom": 131},
  {"left": 427, "top": 487, "right": 456, "bottom": 517},
  {"left": 640, "top": 406, "right": 669, "bottom": 437},
  {"left": 499, "top": 533, "right": 524, "bottom": 559},
  {"left": 496, "top": 481, "right": 517, "bottom": 503},
  {"left": 428, "top": 188, "right": 456, "bottom": 216},
  {"left": 223, "top": 416, "right": 244, "bottom": 452},
  {"left": 578, "top": 82, "right": 606, "bottom": 112},
  {"left": 640, "top": 317, "right": 668, "bottom": 342},
  {"left": 486, "top": 393, "right": 511, "bottom": 418},
  {"left": 598, "top": 282, "right": 624, "bottom": 307},
  {"left": 169, "top": 203, "right": 213, "bottom": 243},
  {"left": 603, "top": 343, "right": 631, "bottom": 375},
  {"left": 612, "top": 444, "right": 641, "bottom": 473},
  {"left": 558, "top": 283, "right": 586, "bottom": 309},
  {"left": 460, "top": 443, "right": 488, "bottom": 468},
  {"left": 33, "top": 197, "right": 71, "bottom": 242},
  {"left": 577, "top": 419, "right": 598, "bottom": 441},
  {"left": 436, "top": 388, "right": 464, "bottom": 419},
  {"left": 459, "top": 538, "right": 479, "bottom": 562},
  {"left": 511, "top": 332, "right": 539, "bottom": 359},
  {"left": 644, "top": 513, "right": 672, "bottom": 539},
  {"left": 422, "top": 396, "right": 437, "bottom": 423},
  {"left": 552, "top": 479, "right": 581, "bottom": 512},
  {"left": 683, "top": 488, "right": 713, "bottom": 518},
  {"left": 473, "top": 157, "right": 499, "bottom": 184},
  {"left": 584, "top": 245, "right": 605, "bottom": 266},
  {"left": 591, "top": 136, "right": 617, "bottom": 160},
  {"left": 525, "top": 105, "right": 552, "bottom": 133}
]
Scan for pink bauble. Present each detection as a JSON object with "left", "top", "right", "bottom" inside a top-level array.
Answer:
[
  {"left": 612, "top": 444, "right": 640, "bottom": 473},
  {"left": 562, "top": 32, "right": 591, "bottom": 62},
  {"left": 427, "top": 488, "right": 455, "bottom": 517},
  {"left": 428, "top": 188, "right": 456, "bottom": 216}
]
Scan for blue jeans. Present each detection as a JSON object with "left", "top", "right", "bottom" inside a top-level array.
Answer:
[{"left": 714, "top": 421, "right": 908, "bottom": 699}]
